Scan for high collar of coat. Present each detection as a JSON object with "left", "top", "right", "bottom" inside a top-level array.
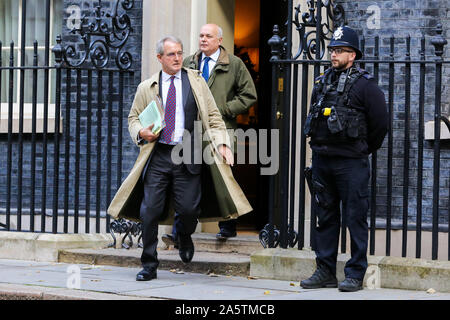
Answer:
[{"left": 190, "top": 45, "right": 230, "bottom": 70}]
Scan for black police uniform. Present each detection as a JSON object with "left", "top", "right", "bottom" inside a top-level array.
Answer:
[{"left": 304, "top": 27, "right": 389, "bottom": 283}]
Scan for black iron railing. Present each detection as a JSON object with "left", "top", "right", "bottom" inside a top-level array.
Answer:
[{"left": 0, "top": 0, "right": 136, "bottom": 235}]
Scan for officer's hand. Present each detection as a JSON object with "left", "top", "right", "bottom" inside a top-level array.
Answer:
[
  {"left": 218, "top": 145, "right": 234, "bottom": 166},
  {"left": 139, "top": 124, "right": 159, "bottom": 143}
]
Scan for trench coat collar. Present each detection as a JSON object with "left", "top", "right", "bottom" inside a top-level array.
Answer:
[
  {"left": 188, "top": 46, "right": 229, "bottom": 88},
  {"left": 189, "top": 46, "right": 230, "bottom": 73}
]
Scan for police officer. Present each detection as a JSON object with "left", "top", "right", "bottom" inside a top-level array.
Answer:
[{"left": 300, "top": 26, "right": 388, "bottom": 292}]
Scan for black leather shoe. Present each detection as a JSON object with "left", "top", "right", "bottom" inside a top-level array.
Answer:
[
  {"left": 136, "top": 268, "right": 157, "bottom": 281},
  {"left": 338, "top": 278, "right": 363, "bottom": 292},
  {"left": 162, "top": 234, "right": 179, "bottom": 249},
  {"left": 300, "top": 265, "right": 338, "bottom": 289},
  {"left": 178, "top": 234, "right": 194, "bottom": 263},
  {"left": 216, "top": 230, "right": 237, "bottom": 241}
]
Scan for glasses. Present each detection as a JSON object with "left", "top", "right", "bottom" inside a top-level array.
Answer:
[
  {"left": 165, "top": 51, "right": 184, "bottom": 58},
  {"left": 328, "top": 48, "right": 354, "bottom": 55}
]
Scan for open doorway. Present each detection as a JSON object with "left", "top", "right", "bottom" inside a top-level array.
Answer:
[{"left": 232, "top": 0, "right": 288, "bottom": 234}]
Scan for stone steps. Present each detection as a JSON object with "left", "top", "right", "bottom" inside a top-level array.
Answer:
[
  {"left": 58, "top": 248, "right": 251, "bottom": 277},
  {"left": 58, "top": 233, "right": 263, "bottom": 277},
  {"left": 187, "top": 232, "right": 263, "bottom": 255}
]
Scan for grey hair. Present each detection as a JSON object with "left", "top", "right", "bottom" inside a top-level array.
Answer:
[
  {"left": 216, "top": 26, "right": 223, "bottom": 38},
  {"left": 156, "top": 36, "right": 183, "bottom": 55}
]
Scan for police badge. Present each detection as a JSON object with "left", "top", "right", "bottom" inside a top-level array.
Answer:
[{"left": 333, "top": 27, "right": 344, "bottom": 40}]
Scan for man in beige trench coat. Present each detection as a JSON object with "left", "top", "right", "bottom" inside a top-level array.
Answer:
[{"left": 107, "top": 36, "right": 252, "bottom": 281}]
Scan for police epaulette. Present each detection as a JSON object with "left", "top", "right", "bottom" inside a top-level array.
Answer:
[
  {"left": 356, "top": 67, "right": 373, "bottom": 80},
  {"left": 314, "top": 68, "right": 332, "bottom": 83},
  {"left": 314, "top": 75, "right": 324, "bottom": 84}
]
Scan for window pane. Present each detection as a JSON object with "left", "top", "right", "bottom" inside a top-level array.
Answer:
[
  {"left": 0, "top": 0, "right": 19, "bottom": 44},
  {"left": 52, "top": 0, "right": 63, "bottom": 47},
  {"left": 23, "top": 48, "right": 48, "bottom": 103},
  {"left": 25, "top": 0, "right": 63, "bottom": 47},
  {"left": 1, "top": 49, "right": 18, "bottom": 103},
  {"left": 26, "top": 0, "right": 48, "bottom": 45}
]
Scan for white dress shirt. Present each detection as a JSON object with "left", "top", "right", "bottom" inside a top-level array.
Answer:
[
  {"left": 161, "top": 70, "right": 184, "bottom": 144},
  {"left": 200, "top": 48, "right": 221, "bottom": 76}
]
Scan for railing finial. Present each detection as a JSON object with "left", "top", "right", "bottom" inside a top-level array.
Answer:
[
  {"left": 431, "top": 24, "right": 448, "bottom": 59},
  {"left": 268, "top": 25, "right": 283, "bottom": 61},
  {"left": 52, "top": 35, "right": 65, "bottom": 68}
]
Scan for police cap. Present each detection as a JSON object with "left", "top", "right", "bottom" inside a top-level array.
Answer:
[{"left": 328, "top": 26, "right": 363, "bottom": 60}]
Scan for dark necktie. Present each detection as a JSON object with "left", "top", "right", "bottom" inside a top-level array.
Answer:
[
  {"left": 160, "top": 76, "right": 176, "bottom": 144},
  {"left": 202, "top": 57, "right": 211, "bottom": 82}
]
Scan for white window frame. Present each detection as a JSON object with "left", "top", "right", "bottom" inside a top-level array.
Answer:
[{"left": 0, "top": 0, "right": 62, "bottom": 134}]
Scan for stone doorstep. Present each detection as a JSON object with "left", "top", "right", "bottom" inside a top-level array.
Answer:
[
  {"left": 0, "top": 230, "right": 262, "bottom": 258},
  {"left": 58, "top": 248, "right": 251, "bottom": 277},
  {"left": 56, "top": 232, "right": 260, "bottom": 277},
  {"left": 190, "top": 233, "right": 262, "bottom": 255},
  {"left": 0, "top": 231, "right": 257, "bottom": 277},
  {"left": 250, "top": 248, "right": 450, "bottom": 293},
  {"left": 114, "top": 232, "right": 263, "bottom": 255}
]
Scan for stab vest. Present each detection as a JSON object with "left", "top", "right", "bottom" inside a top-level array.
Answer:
[{"left": 304, "top": 66, "right": 371, "bottom": 144}]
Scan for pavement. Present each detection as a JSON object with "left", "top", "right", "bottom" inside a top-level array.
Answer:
[{"left": 1, "top": 257, "right": 449, "bottom": 301}]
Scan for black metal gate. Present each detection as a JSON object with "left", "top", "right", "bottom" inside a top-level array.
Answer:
[
  {"left": 0, "top": 0, "right": 135, "bottom": 234},
  {"left": 262, "top": 0, "right": 449, "bottom": 260}
]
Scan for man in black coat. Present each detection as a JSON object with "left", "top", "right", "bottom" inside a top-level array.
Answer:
[{"left": 301, "top": 26, "right": 389, "bottom": 292}]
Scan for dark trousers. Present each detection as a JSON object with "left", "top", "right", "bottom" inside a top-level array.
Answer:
[
  {"left": 171, "top": 154, "right": 238, "bottom": 238},
  {"left": 311, "top": 153, "right": 370, "bottom": 280},
  {"left": 140, "top": 143, "right": 201, "bottom": 270}
]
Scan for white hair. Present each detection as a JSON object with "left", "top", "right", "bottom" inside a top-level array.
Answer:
[
  {"left": 156, "top": 36, "right": 183, "bottom": 55},
  {"left": 217, "top": 26, "right": 223, "bottom": 38}
]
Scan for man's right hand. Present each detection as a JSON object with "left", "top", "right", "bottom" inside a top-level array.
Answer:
[{"left": 139, "top": 124, "right": 159, "bottom": 143}]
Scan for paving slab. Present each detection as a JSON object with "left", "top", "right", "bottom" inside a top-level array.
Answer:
[
  {"left": 123, "top": 282, "right": 291, "bottom": 300},
  {"left": 217, "top": 277, "right": 302, "bottom": 292},
  {"left": 0, "top": 259, "right": 57, "bottom": 268},
  {"left": 0, "top": 283, "right": 155, "bottom": 300},
  {"left": 1, "top": 258, "right": 449, "bottom": 301}
]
